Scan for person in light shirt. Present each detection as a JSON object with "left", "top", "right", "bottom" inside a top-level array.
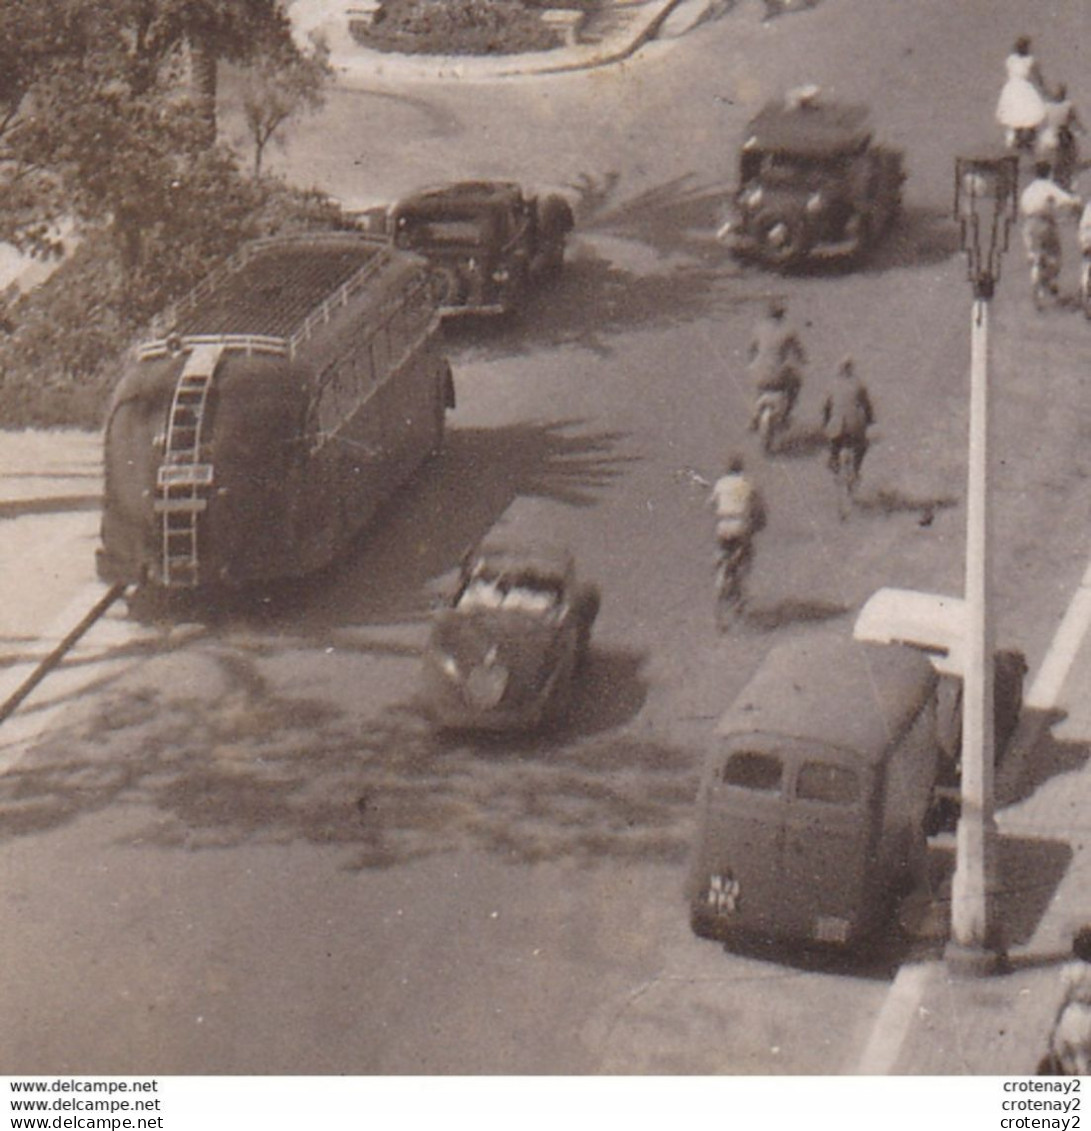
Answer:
[{"left": 1019, "top": 162, "right": 1082, "bottom": 303}]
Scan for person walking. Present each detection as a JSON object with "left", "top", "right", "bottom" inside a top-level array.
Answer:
[{"left": 996, "top": 36, "right": 1048, "bottom": 152}]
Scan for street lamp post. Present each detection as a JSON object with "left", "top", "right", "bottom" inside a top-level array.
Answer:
[{"left": 946, "top": 154, "right": 1019, "bottom": 974}]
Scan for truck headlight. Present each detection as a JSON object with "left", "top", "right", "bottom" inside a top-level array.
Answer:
[
  {"left": 436, "top": 652, "right": 460, "bottom": 680},
  {"left": 743, "top": 186, "right": 764, "bottom": 209}
]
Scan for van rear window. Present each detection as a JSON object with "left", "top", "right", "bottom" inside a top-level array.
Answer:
[
  {"left": 797, "top": 762, "right": 859, "bottom": 805},
  {"left": 722, "top": 751, "right": 782, "bottom": 792}
]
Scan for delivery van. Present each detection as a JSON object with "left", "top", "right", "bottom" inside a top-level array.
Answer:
[{"left": 687, "top": 636, "right": 942, "bottom": 950}]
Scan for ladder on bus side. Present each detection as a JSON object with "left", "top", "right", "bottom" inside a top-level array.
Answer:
[{"left": 155, "top": 343, "right": 223, "bottom": 588}]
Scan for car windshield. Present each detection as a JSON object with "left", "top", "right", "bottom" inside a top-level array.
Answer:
[
  {"left": 395, "top": 213, "right": 493, "bottom": 248},
  {"left": 458, "top": 569, "right": 562, "bottom": 615}
]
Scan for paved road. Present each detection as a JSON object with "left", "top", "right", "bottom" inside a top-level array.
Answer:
[{"left": 4, "top": 0, "right": 1091, "bottom": 1076}]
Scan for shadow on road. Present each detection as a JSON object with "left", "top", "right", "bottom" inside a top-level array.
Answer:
[
  {"left": 742, "top": 597, "right": 850, "bottom": 631},
  {"left": 138, "top": 417, "right": 636, "bottom": 632},
  {"left": 0, "top": 634, "right": 695, "bottom": 870},
  {"left": 1011, "top": 713, "right": 1090, "bottom": 802},
  {"left": 443, "top": 251, "right": 734, "bottom": 360}
]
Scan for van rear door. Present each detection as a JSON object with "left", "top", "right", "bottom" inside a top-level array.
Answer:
[
  {"left": 690, "top": 743, "right": 787, "bottom": 939},
  {"left": 782, "top": 754, "right": 872, "bottom": 944}
]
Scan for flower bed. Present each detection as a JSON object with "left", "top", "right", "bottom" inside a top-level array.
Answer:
[{"left": 352, "top": 0, "right": 583, "bottom": 55}]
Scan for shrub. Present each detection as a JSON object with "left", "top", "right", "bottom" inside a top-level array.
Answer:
[
  {"left": 0, "top": 181, "right": 348, "bottom": 429},
  {"left": 353, "top": 0, "right": 562, "bottom": 55}
]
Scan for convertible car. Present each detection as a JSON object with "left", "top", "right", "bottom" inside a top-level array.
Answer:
[{"left": 421, "top": 541, "right": 600, "bottom": 732}]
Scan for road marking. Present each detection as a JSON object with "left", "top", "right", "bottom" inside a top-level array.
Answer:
[
  {"left": 853, "top": 963, "right": 931, "bottom": 1075},
  {"left": 852, "top": 556, "right": 1091, "bottom": 1074}
]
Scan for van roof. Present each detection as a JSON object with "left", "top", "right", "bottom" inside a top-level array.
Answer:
[{"left": 715, "top": 637, "right": 937, "bottom": 761}]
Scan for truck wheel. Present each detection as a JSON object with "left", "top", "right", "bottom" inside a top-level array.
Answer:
[
  {"left": 754, "top": 211, "right": 807, "bottom": 268},
  {"left": 430, "top": 266, "right": 459, "bottom": 306}
]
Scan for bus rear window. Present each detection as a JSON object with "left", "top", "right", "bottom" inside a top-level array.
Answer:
[
  {"left": 797, "top": 762, "right": 859, "bottom": 805},
  {"left": 722, "top": 751, "right": 782, "bottom": 792}
]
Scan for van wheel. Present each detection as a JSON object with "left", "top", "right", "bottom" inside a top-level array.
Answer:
[{"left": 429, "top": 390, "right": 446, "bottom": 458}]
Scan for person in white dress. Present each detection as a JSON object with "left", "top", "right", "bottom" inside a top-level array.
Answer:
[{"left": 996, "top": 36, "right": 1047, "bottom": 151}]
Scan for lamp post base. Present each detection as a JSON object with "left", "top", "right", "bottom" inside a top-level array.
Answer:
[{"left": 943, "top": 938, "right": 1010, "bottom": 979}]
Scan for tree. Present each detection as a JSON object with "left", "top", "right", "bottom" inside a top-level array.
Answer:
[
  {"left": 0, "top": 0, "right": 100, "bottom": 254},
  {"left": 131, "top": 0, "right": 297, "bottom": 139},
  {"left": 237, "top": 34, "right": 332, "bottom": 176},
  {"left": 0, "top": 0, "right": 318, "bottom": 275}
]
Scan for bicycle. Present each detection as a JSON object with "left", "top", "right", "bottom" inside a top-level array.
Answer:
[
  {"left": 832, "top": 443, "right": 859, "bottom": 521},
  {"left": 714, "top": 536, "right": 752, "bottom": 632},
  {"left": 1031, "top": 248, "right": 1062, "bottom": 311},
  {"left": 754, "top": 389, "right": 793, "bottom": 455}
]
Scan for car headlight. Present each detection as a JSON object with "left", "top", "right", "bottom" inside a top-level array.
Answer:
[{"left": 805, "top": 191, "right": 824, "bottom": 214}]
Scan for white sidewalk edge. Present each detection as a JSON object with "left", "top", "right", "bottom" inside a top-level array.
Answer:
[{"left": 852, "top": 554, "right": 1091, "bottom": 1075}]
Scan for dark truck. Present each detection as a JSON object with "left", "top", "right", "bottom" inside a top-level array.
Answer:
[
  {"left": 717, "top": 88, "right": 905, "bottom": 269},
  {"left": 386, "top": 181, "right": 574, "bottom": 316}
]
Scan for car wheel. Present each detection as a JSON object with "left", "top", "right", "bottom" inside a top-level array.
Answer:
[
  {"left": 539, "top": 194, "right": 575, "bottom": 245},
  {"left": 544, "top": 655, "right": 576, "bottom": 728},
  {"left": 753, "top": 211, "right": 808, "bottom": 268},
  {"left": 689, "top": 901, "right": 721, "bottom": 941},
  {"left": 429, "top": 387, "right": 446, "bottom": 458},
  {"left": 540, "top": 239, "right": 566, "bottom": 276},
  {"left": 574, "top": 584, "right": 600, "bottom": 668}
]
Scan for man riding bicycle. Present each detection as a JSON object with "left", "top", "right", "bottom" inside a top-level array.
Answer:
[
  {"left": 1079, "top": 196, "right": 1091, "bottom": 312},
  {"left": 708, "top": 454, "right": 766, "bottom": 618},
  {"left": 747, "top": 297, "right": 806, "bottom": 430},
  {"left": 822, "top": 356, "right": 875, "bottom": 482},
  {"left": 1019, "top": 161, "right": 1082, "bottom": 304}
]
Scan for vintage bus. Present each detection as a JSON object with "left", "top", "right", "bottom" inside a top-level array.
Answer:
[{"left": 97, "top": 231, "right": 455, "bottom": 593}]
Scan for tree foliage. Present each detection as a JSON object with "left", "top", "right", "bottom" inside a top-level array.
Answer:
[
  {"left": 0, "top": 0, "right": 304, "bottom": 259},
  {"left": 0, "top": 0, "right": 339, "bottom": 426},
  {"left": 238, "top": 35, "right": 332, "bottom": 176}
]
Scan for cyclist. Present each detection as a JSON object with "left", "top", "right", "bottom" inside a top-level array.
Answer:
[
  {"left": 821, "top": 356, "right": 875, "bottom": 486},
  {"left": 1042, "top": 926, "right": 1091, "bottom": 1075},
  {"left": 1078, "top": 195, "right": 1091, "bottom": 311},
  {"left": 1038, "top": 84, "right": 1085, "bottom": 190},
  {"left": 1019, "top": 162, "right": 1082, "bottom": 305},
  {"left": 708, "top": 454, "right": 766, "bottom": 620},
  {"left": 747, "top": 297, "right": 806, "bottom": 431}
]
